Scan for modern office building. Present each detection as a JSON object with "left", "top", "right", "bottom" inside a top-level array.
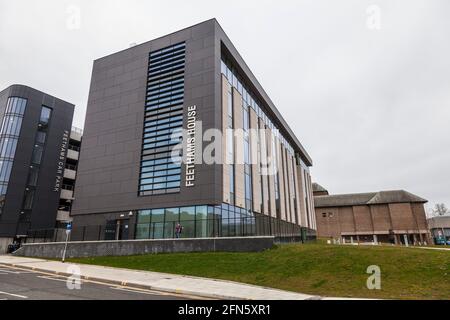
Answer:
[
  {"left": 0, "top": 84, "right": 75, "bottom": 252},
  {"left": 70, "top": 19, "right": 316, "bottom": 241},
  {"left": 314, "top": 187, "right": 431, "bottom": 245}
]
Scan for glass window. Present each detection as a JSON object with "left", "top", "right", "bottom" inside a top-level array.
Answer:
[
  {"left": 36, "top": 130, "right": 47, "bottom": 144},
  {"left": 196, "top": 218, "right": 208, "bottom": 238},
  {"left": 23, "top": 189, "right": 35, "bottom": 210},
  {"left": 166, "top": 208, "right": 181, "bottom": 218},
  {"left": 0, "top": 183, "right": 7, "bottom": 196},
  {"left": 152, "top": 223, "right": 164, "bottom": 239},
  {"left": 163, "top": 222, "right": 175, "bottom": 239},
  {"left": 0, "top": 160, "right": 13, "bottom": 182},
  {"left": 227, "top": 90, "right": 233, "bottom": 117},
  {"left": 27, "top": 166, "right": 39, "bottom": 187},
  {"left": 140, "top": 44, "right": 185, "bottom": 196},
  {"left": 243, "top": 108, "right": 249, "bottom": 131},
  {"left": 245, "top": 174, "right": 251, "bottom": 200},
  {"left": 6, "top": 97, "right": 27, "bottom": 115},
  {"left": 195, "top": 206, "right": 209, "bottom": 238},
  {"left": 151, "top": 209, "right": 164, "bottom": 222},
  {"left": 31, "top": 145, "right": 44, "bottom": 164},
  {"left": 39, "top": 106, "right": 52, "bottom": 125},
  {"left": 11, "top": 116, "right": 22, "bottom": 135},
  {"left": 136, "top": 224, "right": 150, "bottom": 239},
  {"left": 244, "top": 142, "right": 250, "bottom": 164},
  {"left": 180, "top": 206, "right": 195, "bottom": 220},
  {"left": 137, "top": 210, "right": 151, "bottom": 224},
  {"left": 221, "top": 60, "right": 227, "bottom": 75},
  {"left": 179, "top": 206, "right": 195, "bottom": 238},
  {"left": 0, "top": 138, "right": 18, "bottom": 158},
  {"left": 196, "top": 206, "right": 207, "bottom": 218},
  {"left": 0, "top": 116, "right": 23, "bottom": 136}
]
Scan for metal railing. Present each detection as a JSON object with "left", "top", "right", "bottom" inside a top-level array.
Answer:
[
  {"left": 24, "top": 217, "right": 306, "bottom": 243},
  {"left": 65, "top": 164, "right": 77, "bottom": 171},
  {"left": 68, "top": 144, "right": 80, "bottom": 152},
  {"left": 71, "top": 126, "right": 83, "bottom": 135},
  {"left": 61, "top": 184, "right": 74, "bottom": 191}
]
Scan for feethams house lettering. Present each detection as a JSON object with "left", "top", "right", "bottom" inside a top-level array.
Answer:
[
  {"left": 185, "top": 105, "right": 197, "bottom": 187},
  {"left": 54, "top": 130, "right": 69, "bottom": 192}
]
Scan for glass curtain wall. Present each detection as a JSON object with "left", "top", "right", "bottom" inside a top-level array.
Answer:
[
  {"left": 139, "top": 42, "right": 186, "bottom": 196},
  {"left": 226, "top": 82, "right": 235, "bottom": 205},
  {"left": 20, "top": 106, "right": 52, "bottom": 222},
  {"left": 135, "top": 203, "right": 300, "bottom": 240},
  {"left": 0, "top": 97, "right": 27, "bottom": 215}
]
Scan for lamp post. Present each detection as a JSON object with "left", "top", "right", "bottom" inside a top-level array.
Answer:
[{"left": 62, "top": 222, "right": 72, "bottom": 263}]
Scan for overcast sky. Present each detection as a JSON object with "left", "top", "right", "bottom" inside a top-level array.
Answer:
[{"left": 1, "top": 0, "right": 449, "bottom": 212}]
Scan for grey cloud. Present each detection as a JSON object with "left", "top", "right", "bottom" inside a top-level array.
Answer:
[{"left": 0, "top": 0, "right": 448, "bottom": 210}]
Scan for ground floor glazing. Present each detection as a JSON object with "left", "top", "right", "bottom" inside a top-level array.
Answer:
[{"left": 134, "top": 203, "right": 304, "bottom": 239}]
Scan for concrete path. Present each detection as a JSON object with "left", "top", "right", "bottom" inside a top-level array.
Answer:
[
  {"left": 410, "top": 246, "right": 450, "bottom": 251},
  {"left": 0, "top": 255, "right": 321, "bottom": 300}
]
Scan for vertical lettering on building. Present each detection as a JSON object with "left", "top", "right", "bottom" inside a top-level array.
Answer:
[
  {"left": 185, "top": 105, "right": 197, "bottom": 187},
  {"left": 54, "top": 130, "right": 69, "bottom": 192}
]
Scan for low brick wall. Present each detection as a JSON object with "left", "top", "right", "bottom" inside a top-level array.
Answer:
[{"left": 13, "top": 236, "right": 275, "bottom": 259}]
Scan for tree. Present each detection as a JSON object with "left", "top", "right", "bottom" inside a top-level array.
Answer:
[{"left": 432, "top": 203, "right": 448, "bottom": 216}]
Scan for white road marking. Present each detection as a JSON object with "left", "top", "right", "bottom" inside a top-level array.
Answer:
[
  {"left": 37, "top": 275, "right": 83, "bottom": 285},
  {"left": 109, "top": 286, "right": 208, "bottom": 299},
  {"left": 0, "top": 291, "right": 28, "bottom": 299},
  {"left": 110, "top": 286, "right": 166, "bottom": 296},
  {"left": 0, "top": 268, "right": 34, "bottom": 274}
]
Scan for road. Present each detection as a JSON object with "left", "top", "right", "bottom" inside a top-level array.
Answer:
[{"left": 0, "top": 265, "right": 196, "bottom": 300}]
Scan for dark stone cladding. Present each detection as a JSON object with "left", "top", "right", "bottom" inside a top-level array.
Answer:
[{"left": 0, "top": 84, "right": 74, "bottom": 237}]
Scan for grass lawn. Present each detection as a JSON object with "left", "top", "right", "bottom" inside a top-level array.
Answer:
[{"left": 68, "top": 243, "right": 450, "bottom": 300}]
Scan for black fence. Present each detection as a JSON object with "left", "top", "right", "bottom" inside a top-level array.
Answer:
[{"left": 24, "top": 217, "right": 315, "bottom": 244}]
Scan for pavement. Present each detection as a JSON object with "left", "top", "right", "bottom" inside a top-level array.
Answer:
[{"left": 0, "top": 255, "right": 322, "bottom": 300}]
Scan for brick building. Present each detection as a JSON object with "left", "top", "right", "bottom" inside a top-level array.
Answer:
[{"left": 314, "top": 188, "right": 431, "bottom": 245}]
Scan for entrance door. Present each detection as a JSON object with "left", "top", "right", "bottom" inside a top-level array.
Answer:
[
  {"left": 105, "top": 220, "right": 117, "bottom": 240},
  {"left": 118, "top": 219, "right": 130, "bottom": 240}
]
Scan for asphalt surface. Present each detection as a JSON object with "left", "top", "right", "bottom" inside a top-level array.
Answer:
[{"left": 0, "top": 265, "right": 195, "bottom": 300}]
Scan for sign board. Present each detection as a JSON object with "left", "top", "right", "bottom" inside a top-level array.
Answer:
[{"left": 54, "top": 130, "right": 70, "bottom": 192}]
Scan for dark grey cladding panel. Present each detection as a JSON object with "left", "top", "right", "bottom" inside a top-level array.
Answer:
[{"left": 72, "top": 20, "right": 220, "bottom": 217}]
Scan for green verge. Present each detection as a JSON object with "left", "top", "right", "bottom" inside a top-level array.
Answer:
[{"left": 67, "top": 243, "right": 450, "bottom": 300}]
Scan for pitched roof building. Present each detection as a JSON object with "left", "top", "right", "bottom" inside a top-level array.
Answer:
[
  {"left": 312, "top": 183, "right": 329, "bottom": 196},
  {"left": 313, "top": 186, "right": 430, "bottom": 245}
]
